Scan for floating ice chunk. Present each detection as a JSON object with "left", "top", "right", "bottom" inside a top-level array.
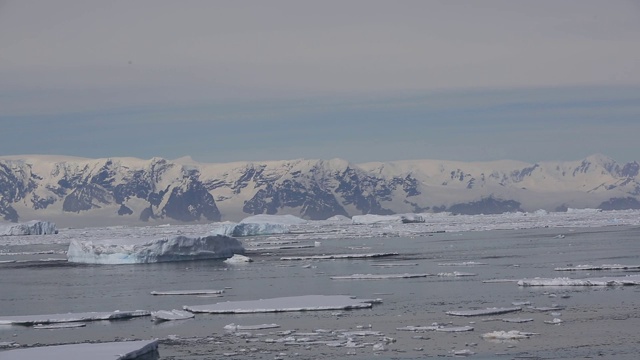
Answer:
[
  {"left": 281, "top": 253, "right": 398, "bottom": 261},
  {"left": 0, "top": 339, "right": 158, "bottom": 360},
  {"left": 0, "top": 220, "right": 57, "bottom": 236},
  {"left": 372, "top": 343, "right": 386, "bottom": 351},
  {"left": 544, "top": 318, "right": 563, "bottom": 324},
  {"left": 452, "top": 349, "right": 475, "bottom": 356},
  {"left": 528, "top": 306, "right": 564, "bottom": 312},
  {"left": 437, "top": 272, "right": 477, "bottom": 277},
  {"left": 0, "top": 310, "right": 150, "bottom": 325},
  {"left": 67, "top": 235, "right": 244, "bottom": 264},
  {"left": 33, "top": 323, "right": 87, "bottom": 329},
  {"left": 554, "top": 264, "right": 640, "bottom": 271},
  {"left": 150, "top": 289, "right": 224, "bottom": 296},
  {"left": 330, "top": 273, "right": 432, "bottom": 280},
  {"left": 224, "top": 323, "right": 280, "bottom": 331},
  {"left": 511, "top": 301, "right": 531, "bottom": 306},
  {"left": 183, "top": 295, "right": 374, "bottom": 314},
  {"left": 518, "top": 275, "right": 640, "bottom": 286},
  {"left": 445, "top": 307, "right": 521, "bottom": 317},
  {"left": 437, "top": 261, "right": 487, "bottom": 266},
  {"left": 502, "top": 318, "right": 533, "bottom": 323},
  {"left": 396, "top": 325, "right": 440, "bottom": 332},
  {"left": 481, "top": 330, "right": 537, "bottom": 340},
  {"left": 370, "top": 262, "right": 418, "bottom": 267},
  {"left": 224, "top": 254, "right": 253, "bottom": 264},
  {"left": 152, "top": 309, "right": 194, "bottom": 321},
  {"left": 435, "top": 326, "right": 474, "bottom": 332},
  {"left": 341, "top": 330, "right": 383, "bottom": 337}
]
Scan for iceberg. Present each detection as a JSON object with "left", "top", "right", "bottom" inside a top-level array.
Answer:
[
  {"left": 0, "top": 220, "right": 57, "bottom": 236},
  {"left": 67, "top": 235, "right": 244, "bottom": 264},
  {"left": 183, "top": 295, "right": 375, "bottom": 314},
  {"left": 0, "top": 339, "right": 158, "bottom": 360},
  {"left": 0, "top": 310, "right": 150, "bottom": 325},
  {"left": 210, "top": 221, "right": 290, "bottom": 237},
  {"left": 517, "top": 275, "right": 640, "bottom": 286}
]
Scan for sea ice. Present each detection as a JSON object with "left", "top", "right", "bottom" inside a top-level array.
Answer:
[
  {"left": 0, "top": 339, "right": 158, "bottom": 360},
  {"left": 481, "top": 330, "right": 537, "bottom": 340},
  {"left": 445, "top": 307, "right": 522, "bottom": 317},
  {"left": 0, "top": 220, "right": 57, "bottom": 236},
  {"left": 0, "top": 310, "right": 150, "bottom": 325},
  {"left": 434, "top": 325, "right": 474, "bottom": 332},
  {"left": 224, "top": 254, "right": 253, "bottom": 264},
  {"left": 211, "top": 222, "right": 291, "bottom": 237},
  {"left": 280, "top": 253, "right": 398, "bottom": 261},
  {"left": 67, "top": 235, "right": 244, "bottom": 264},
  {"left": 150, "top": 289, "right": 224, "bottom": 296},
  {"left": 183, "top": 295, "right": 375, "bottom": 314},
  {"left": 33, "top": 323, "right": 87, "bottom": 329},
  {"left": 437, "top": 261, "right": 487, "bottom": 266},
  {"left": 224, "top": 323, "right": 280, "bottom": 331},
  {"left": 351, "top": 214, "right": 424, "bottom": 224},
  {"left": 554, "top": 264, "right": 640, "bottom": 271},
  {"left": 151, "top": 309, "right": 194, "bottom": 321},
  {"left": 330, "top": 273, "right": 432, "bottom": 280},
  {"left": 517, "top": 275, "right": 640, "bottom": 286},
  {"left": 502, "top": 318, "right": 533, "bottom": 323}
]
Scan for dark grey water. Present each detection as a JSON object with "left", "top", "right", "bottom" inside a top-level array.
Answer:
[{"left": 1, "top": 225, "right": 640, "bottom": 359}]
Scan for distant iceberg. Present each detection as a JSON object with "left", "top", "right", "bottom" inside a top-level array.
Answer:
[
  {"left": 0, "top": 220, "right": 57, "bottom": 236},
  {"left": 67, "top": 235, "right": 244, "bottom": 264},
  {"left": 210, "top": 214, "right": 305, "bottom": 237},
  {"left": 351, "top": 213, "right": 425, "bottom": 225}
]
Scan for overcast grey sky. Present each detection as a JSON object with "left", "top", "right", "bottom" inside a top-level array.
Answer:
[{"left": 1, "top": 1, "right": 639, "bottom": 163}]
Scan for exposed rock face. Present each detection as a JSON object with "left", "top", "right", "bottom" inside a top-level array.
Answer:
[{"left": 0, "top": 154, "right": 639, "bottom": 225}]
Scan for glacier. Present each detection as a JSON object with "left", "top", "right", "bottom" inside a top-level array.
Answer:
[
  {"left": 0, "top": 220, "right": 57, "bottom": 236},
  {"left": 67, "top": 235, "right": 244, "bottom": 264}
]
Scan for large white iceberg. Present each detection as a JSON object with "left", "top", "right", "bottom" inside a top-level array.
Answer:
[
  {"left": 0, "top": 220, "right": 57, "bottom": 236},
  {"left": 67, "top": 235, "right": 244, "bottom": 264}
]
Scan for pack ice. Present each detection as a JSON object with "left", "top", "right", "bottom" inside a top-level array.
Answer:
[
  {"left": 210, "top": 214, "right": 306, "bottom": 237},
  {"left": 67, "top": 235, "right": 244, "bottom": 264},
  {"left": 0, "top": 220, "right": 57, "bottom": 236}
]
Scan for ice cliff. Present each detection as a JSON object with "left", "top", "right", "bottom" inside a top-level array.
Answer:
[
  {"left": 0, "top": 220, "right": 58, "bottom": 236},
  {"left": 67, "top": 234, "right": 244, "bottom": 264}
]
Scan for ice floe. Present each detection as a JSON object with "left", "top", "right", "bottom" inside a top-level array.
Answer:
[
  {"left": 445, "top": 307, "right": 522, "bottom": 317},
  {"left": 437, "top": 261, "right": 487, "bottom": 266},
  {"left": 330, "top": 273, "right": 432, "bottom": 280},
  {"left": 0, "top": 220, "right": 57, "bottom": 236},
  {"left": 501, "top": 318, "right": 534, "bottom": 323},
  {"left": 518, "top": 275, "right": 640, "bottom": 286},
  {"left": 280, "top": 252, "right": 398, "bottom": 261},
  {"left": 436, "top": 271, "right": 477, "bottom": 277},
  {"left": 554, "top": 264, "right": 640, "bottom": 271},
  {"left": 224, "top": 254, "right": 253, "bottom": 264},
  {"left": 351, "top": 213, "right": 424, "bottom": 225},
  {"left": 33, "top": 323, "right": 87, "bottom": 329},
  {"left": 0, "top": 310, "right": 150, "bottom": 325},
  {"left": 150, "top": 289, "right": 224, "bottom": 296},
  {"left": 434, "top": 325, "right": 474, "bottom": 332},
  {"left": 151, "top": 309, "right": 195, "bottom": 321},
  {"left": 183, "top": 295, "right": 376, "bottom": 314},
  {"left": 224, "top": 323, "right": 280, "bottom": 331},
  {"left": 481, "top": 330, "right": 537, "bottom": 341},
  {"left": 0, "top": 339, "right": 158, "bottom": 360},
  {"left": 67, "top": 235, "right": 244, "bottom": 264}
]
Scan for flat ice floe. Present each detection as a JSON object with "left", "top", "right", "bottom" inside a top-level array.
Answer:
[
  {"left": 151, "top": 309, "right": 195, "bottom": 321},
  {"left": 0, "top": 339, "right": 158, "bottom": 360},
  {"left": 330, "top": 273, "right": 432, "bottom": 280},
  {"left": 224, "top": 323, "right": 280, "bottom": 331},
  {"left": 554, "top": 264, "right": 640, "bottom": 271},
  {"left": 33, "top": 323, "right": 87, "bottom": 329},
  {"left": 67, "top": 235, "right": 244, "bottom": 264},
  {"left": 0, "top": 310, "right": 150, "bottom": 325},
  {"left": 445, "top": 307, "right": 522, "bottom": 317},
  {"left": 437, "top": 261, "right": 487, "bottom": 266},
  {"left": 518, "top": 275, "right": 640, "bottom": 286},
  {"left": 280, "top": 253, "right": 398, "bottom": 261},
  {"left": 481, "top": 330, "right": 537, "bottom": 341},
  {"left": 150, "top": 289, "right": 224, "bottom": 296},
  {"left": 224, "top": 254, "right": 253, "bottom": 263},
  {"left": 183, "top": 295, "right": 375, "bottom": 314}
]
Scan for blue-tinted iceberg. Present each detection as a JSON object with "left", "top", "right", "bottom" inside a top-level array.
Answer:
[
  {"left": 67, "top": 235, "right": 244, "bottom": 264},
  {"left": 0, "top": 220, "right": 58, "bottom": 236}
]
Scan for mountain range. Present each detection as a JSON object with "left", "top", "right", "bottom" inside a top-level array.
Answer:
[{"left": 1, "top": 154, "right": 639, "bottom": 227}]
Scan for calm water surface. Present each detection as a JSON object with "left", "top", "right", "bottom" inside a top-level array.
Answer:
[{"left": 1, "top": 225, "right": 639, "bottom": 359}]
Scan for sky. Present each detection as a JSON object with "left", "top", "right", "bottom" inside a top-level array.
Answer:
[{"left": 1, "top": 0, "right": 639, "bottom": 164}]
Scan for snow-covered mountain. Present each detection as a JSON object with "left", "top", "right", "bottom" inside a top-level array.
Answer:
[{"left": 1, "top": 154, "right": 639, "bottom": 227}]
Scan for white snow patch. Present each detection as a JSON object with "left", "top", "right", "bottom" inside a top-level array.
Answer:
[
  {"left": 0, "top": 339, "right": 158, "bottom": 360},
  {"left": 67, "top": 235, "right": 244, "bottom": 264},
  {"left": 183, "top": 295, "right": 374, "bottom": 314}
]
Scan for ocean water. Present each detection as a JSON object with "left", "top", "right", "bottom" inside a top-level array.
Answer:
[{"left": 1, "top": 222, "right": 640, "bottom": 359}]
